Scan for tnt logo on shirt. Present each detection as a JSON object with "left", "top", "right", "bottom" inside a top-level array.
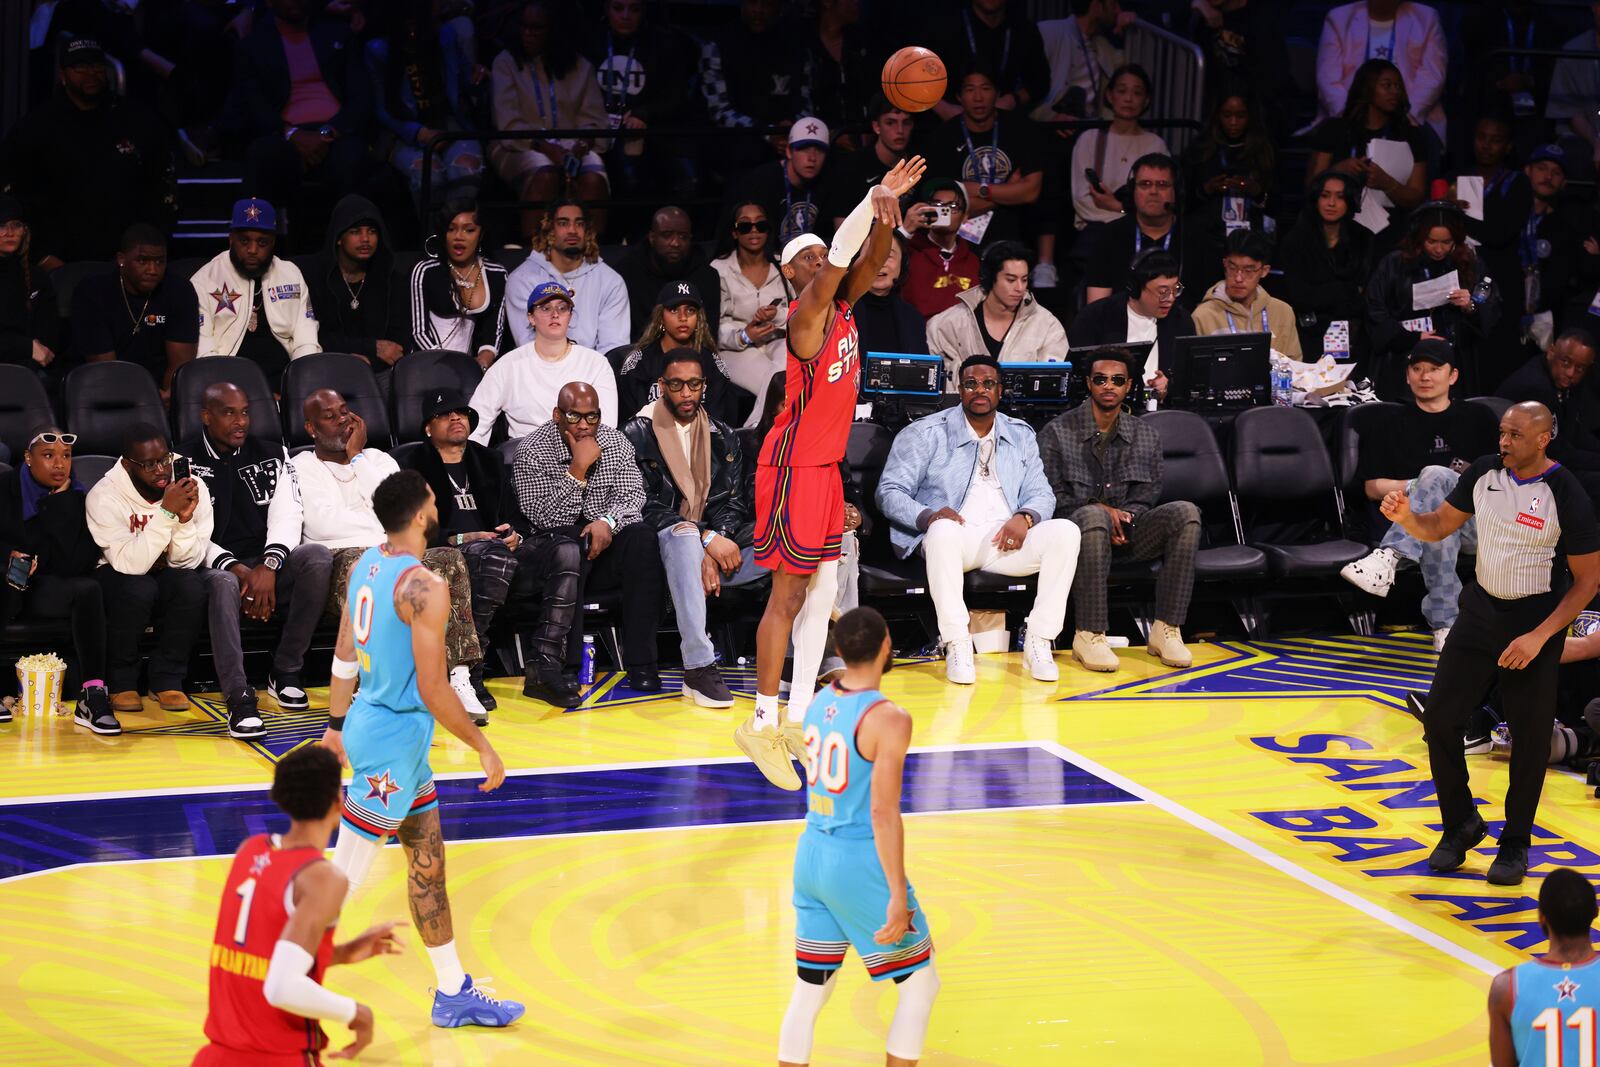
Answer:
[{"left": 1517, "top": 495, "right": 1546, "bottom": 531}]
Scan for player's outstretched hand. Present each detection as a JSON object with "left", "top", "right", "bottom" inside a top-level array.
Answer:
[
  {"left": 337, "top": 920, "right": 405, "bottom": 965},
  {"left": 330, "top": 1002, "right": 374, "bottom": 1060},
  {"left": 875, "top": 899, "right": 914, "bottom": 945},
  {"left": 478, "top": 744, "right": 506, "bottom": 792},
  {"left": 880, "top": 154, "right": 927, "bottom": 200},
  {"left": 1379, "top": 488, "right": 1411, "bottom": 524},
  {"left": 320, "top": 727, "right": 349, "bottom": 768}
]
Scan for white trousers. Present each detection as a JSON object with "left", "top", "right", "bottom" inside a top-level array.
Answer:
[{"left": 920, "top": 517, "right": 1080, "bottom": 644}]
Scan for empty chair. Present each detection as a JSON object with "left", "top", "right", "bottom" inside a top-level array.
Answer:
[
  {"left": 71, "top": 454, "right": 119, "bottom": 489},
  {"left": 64, "top": 361, "right": 165, "bottom": 456},
  {"left": 170, "top": 356, "right": 280, "bottom": 445},
  {"left": 281, "top": 353, "right": 391, "bottom": 448},
  {"left": 391, "top": 350, "right": 483, "bottom": 444},
  {"left": 1146, "top": 410, "right": 1266, "bottom": 580},
  {"left": 1231, "top": 406, "right": 1368, "bottom": 578},
  {"left": 0, "top": 365, "right": 56, "bottom": 458},
  {"left": 1470, "top": 395, "right": 1511, "bottom": 424}
]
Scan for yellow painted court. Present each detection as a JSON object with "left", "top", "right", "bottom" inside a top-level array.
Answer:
[{"left": 0, "top": 633, "right": 1576, "bottom": 1064}]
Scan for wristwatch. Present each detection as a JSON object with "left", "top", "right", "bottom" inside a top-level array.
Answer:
[
  {"left": 978, "top": 183, "right": 992, "bottom": 200},
  {"left": 263, "top": 556, "right": 282, "bottom": 572}
]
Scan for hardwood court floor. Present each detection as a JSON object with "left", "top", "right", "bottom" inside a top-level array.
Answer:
[{"left": 0, "top": 633, "right": 1574, "bottom": 1064}]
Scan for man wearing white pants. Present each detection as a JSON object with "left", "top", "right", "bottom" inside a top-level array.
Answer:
[{"left": 877, "top": 355, "right": 1080, "bottom": 683}]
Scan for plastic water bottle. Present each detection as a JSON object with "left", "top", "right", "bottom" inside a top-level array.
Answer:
[
  {"left": 1271, "top": 355, "right": 1294, "bottom": 407},
  {"left": 1472, "top": 275, "right": 1493, "bottom": 309},
  {"left": 580, "top": 636, "right": 596, "bottom": 685}
]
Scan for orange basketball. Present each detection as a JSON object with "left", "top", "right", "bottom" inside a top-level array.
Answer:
[{"left": 882, "top": 46, "right": 947, "bottom": 113}]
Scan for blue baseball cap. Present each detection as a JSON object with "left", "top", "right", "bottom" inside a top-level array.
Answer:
[
  {"left": 1528, "top": 144, "right": 1568, "bottom": 170},
  {"left": 230, "top": 197, "right": 277, "bottom": 233},
  {"left": 527, "top": 281, "right": 575, "bottom": 311}
]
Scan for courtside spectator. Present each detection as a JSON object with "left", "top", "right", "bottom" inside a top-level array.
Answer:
[
  {"left": 302, "top": 196, "right": 407, "bottom": 373},
  {"left": 73, "top": 224, "right": 198, "bottom": 397},
  {"left": 823, "top": 96, "right": 913, "bottom": 228},
  {"left": 193, "top": 198, "right": 319, "bottom": 383},
  {"left": 614, "top": 206, "right": 722, "bottom": 340},
  {"left": 0, "top": 35, "right": 175, "bottom": 269},
  {"left": 1314, "top": 0, "right": 1447, "bottom": 142},
  {"left": 898, "top": 180, "right": 981, "bottom": 319},
  {"left": 470, "top": 282, "right": 619, "bottom": 442},
  {"left": 733, "top": 117, "right": 833, "bottom": 248},
  {"left": 926, "top": 0, "right": 1050, "bottom": 120},
  {"left": 877, "top": 355, "right": 1075, "bottom": 685},
  {"left": 1071, "top": 249, "right": 1195, "bottom": 405},
  {"left": 0, "top": 197, "right": 56, "bottom": 381},
  {"left": 1069, "top": 64, "right": 1167, "bottom": 233},
  {"left": 854, "top": 240, "right": 927, "bottom": 356},
  {"left": 1191, "top": 229, "right": 1303, "bottom": 358},
  {"left": 1083, "top": 154, "right": 1200, "bottom": 305},
  {"left": 1275, "top": 172, "right": 1373, "bottom": 365},
  {"left": 490, "top": 1, "right": 610, "bottom": 241},
  {"left": 622, "top": 349, "right": 760, "bottom": 708},
  {"left": 925, "top": 67, "right": 1045, "bottom": 252},
  {"left": 409, "top": 200, "right": 507, "bottom": 369},
  {"left": 612, "top": 282, "right": 739, "bottom": 424},
  {"left": 1306, "top": 59, "right": 1428, "bottom": 244},
  {"left": 1499, "top": 329, "right": 1600, "bottom": 498},
  {"left": 505, "top": 199, "right": 630, "bottom": 354},
  {"left": 1035, "top": 2, "right": 1131, "bottom": 123},
  {"left": 698, "top": 0, "right": 811, "bottom": 173},
  {"left": 1547, "top": 4, "right": 1600, "bottom": 175},
  {"left": 926, "top": 242, "right": 1066, "bottom": 391},
  {"left": 712, "top": 201, "right": 793, "bottom": 415}
]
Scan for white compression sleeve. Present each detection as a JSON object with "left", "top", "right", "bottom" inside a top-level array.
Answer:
[
  {"left": 885, "top": 962, "right": 941, "bottom": 1061},
  {"left": 829, "top": 185, "right": 882, "bottom": 267},
  {"left": 263, "top": 940, "right": 358, "bottom": 1025},
  {"left": 777, "top": 971, "right": 838, "bottom": 1063},
  {"left": 330, "top": 824, "right": 382, "bottom": 896},
  {"left": 786, "top": 560, "right": 840, "bottom": 724}
]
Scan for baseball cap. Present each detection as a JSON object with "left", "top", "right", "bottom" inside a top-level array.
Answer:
[
  {"left": 1529, "top": 143, "right": 1568, "bottom": 169},
  {"left": 788, "top": 117, "right": 830, "bottom": 150},
  {"left": 421, "top": 388, "right": 479, "bottom": 435},
  {"left": 657, "top": 280, "right": 703, "bottom": 310},
  {"left": 230, "top": 197, "right": 277, "bottom": 233},
  {"left": 527, "top": 280, "right": 575, "bottom": 310},
  {"left": 58, "top": 36, "right": 107, "bottom": 69},
  {"left": 780, "top": 234, "right": 826, "bottom": 266},
  {"left": 1408, "top": 337, "right": 1456, "bottom": 367}
]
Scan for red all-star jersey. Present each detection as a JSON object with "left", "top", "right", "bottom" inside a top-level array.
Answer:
[{"left": 758, "top": 298, "right": 861, "bottom": 469}]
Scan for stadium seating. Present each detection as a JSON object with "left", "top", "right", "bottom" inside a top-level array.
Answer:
[
  {"left": 1233, "top": 407, "right": 1368, "bottom": 578},
  {"left": 71, "top": 454, "right": 119, "bottom": 489},
  {"left": 0, "top": 365, "right": 57, "bottom": 459},
  {"left": 390, "top": 349, "right": 484, "bottom": 443},
  {"left": 1470, "top": 395, "right": 1512, "bottom": 424},
  {"left": 170, "top": 356, "right": 281, "bottom": 446},
  {"left": 281, "top": 353, "right": 392, "bottom": 448},
  {"left": 64, "top": 361, "right": 167, "bottom": 456}
]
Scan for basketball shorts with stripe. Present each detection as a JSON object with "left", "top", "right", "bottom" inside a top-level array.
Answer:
[
  {"left": 754, "top": 463, "right": 845, "bottom": 575},
  {"left": 792, "top": 830, "right": 933, "bottom": 982},
  {"left": 340, "top": 700, "right": 439, "bottom": 841}
]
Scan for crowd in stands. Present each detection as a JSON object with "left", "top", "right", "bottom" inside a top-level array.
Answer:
[{"left": 12, "top": 0, "right": 1600, "bottom": 771}]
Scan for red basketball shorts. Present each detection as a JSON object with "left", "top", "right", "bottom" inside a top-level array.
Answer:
[{"left": 754, "top": 464, "right": 844, "bottom": 575}]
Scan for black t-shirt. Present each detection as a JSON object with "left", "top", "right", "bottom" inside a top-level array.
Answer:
[
  {"left": 441, "top": 462, "right": 482, "bottom": 535},
  {"left": 234, "top": 284, "right": 292, "bottom": 386},
  {"left": 70, "top": 271, "right": 200, "bottom": 380},
  {"left": 976, "top": 312, "right": 1006, "bottom": 358},
  {"left": 1355, "top": 401, "right": 1500, "bottom": 484},
  {"left": 821, "top": 145, "right": 895, "bottom": 226},
  {"left": 730, "top": 161, "right": 827, "bottom": 248},
  {"left": 1082, "top": 216, "right": 1187, "bottom": 295},
  {"left": 918, "top": 115, "right": 1042, "bottom": 246},
  {"left": 1309, "top": 117, "right": 1427, "bottom": 166}
]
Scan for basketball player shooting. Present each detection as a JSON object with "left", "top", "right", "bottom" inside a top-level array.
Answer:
[{"left": 737, "top": 154, "right": 927, "bottom": 791}]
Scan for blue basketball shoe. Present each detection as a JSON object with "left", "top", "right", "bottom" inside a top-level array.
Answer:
[{"left": 431, "top": 975, "right": 525, "bottom": 1028}]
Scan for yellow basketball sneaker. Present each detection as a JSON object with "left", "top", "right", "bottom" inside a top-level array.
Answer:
[
  {"left": 782, "top": 720, "right": 812, "bottom": 774},
  {"left": 735, "top": 715, "right": 801, "bottom": 790}
]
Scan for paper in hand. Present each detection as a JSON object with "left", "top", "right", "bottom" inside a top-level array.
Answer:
[
  {"left": 1365, "top": 138, "right": 1415, "bottom": 184},
  {"left": 1354, "top": 188, "right": 1392, "bottom": 234},
  {"left": 1412, "top": 270, "right": 1460, "bottom": 312}
]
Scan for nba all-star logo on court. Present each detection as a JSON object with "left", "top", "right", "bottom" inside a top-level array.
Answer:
[{"left": 364, "top": 770, "right": 402, "bottom": 809}]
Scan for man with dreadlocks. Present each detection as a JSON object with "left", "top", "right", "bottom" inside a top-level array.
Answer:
[
  {"left": 504, "top": 198, "right": 630, "bottom": 354},
  {"left": 610, "top": 281, "right": 741, "bottom": 423}
]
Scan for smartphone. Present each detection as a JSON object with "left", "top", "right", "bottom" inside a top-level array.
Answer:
[
  {"left": 767, "top": 298, "right": 784, "bottom": 307},
  {"left": 1085, "top": 167, "right": 1103, "bottom": 191},
  {"left": 934, "top": 203, "right": 954, "bottom": 227},
  {"left": 173, "top": 456, "right": 191, "bottom": 482},
  {"left": 920, "top": 209, "right": 938, "bottom": 224},
  {"left": 6, "top": 553, "right": 31, "bottom": 592}
]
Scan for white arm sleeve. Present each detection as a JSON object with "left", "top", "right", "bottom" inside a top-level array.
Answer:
[
  {"left": 263, "top": 940, "right": 358, "bottom": 1025},
  {"left": 829, "top": 184, "right": 882, "bottom": 268}
]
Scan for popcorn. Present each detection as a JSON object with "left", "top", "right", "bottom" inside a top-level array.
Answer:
[{"left": 15, "top": 652, "right": 66, "bottom": 672}]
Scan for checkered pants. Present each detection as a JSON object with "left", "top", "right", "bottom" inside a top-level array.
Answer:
[
  {"left": 327, "top": 546, "right": 483, "bottom": 669},
  {"left": 1069, "top": 501, "right": 1201, "bottom": 634}
]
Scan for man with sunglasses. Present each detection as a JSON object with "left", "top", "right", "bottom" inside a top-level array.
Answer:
[
  {"left": 1038, "top": 351, "right": 1201, "bottom": 672},
  {"left": 623, "top": 349, "right": 761, "bottom": 707},
  {"left": 1070, "top": 248, "right": 1195, "bottom": 404},
  {"left": 85, "top": 424, "right": 212, "bottom": 716},
  {"left": 1191, "top": 229, "right": 1303, "bottom": 358},
  {"left": 514, "top": 381, "right": 663, "bottom": 706},
  {"left": 877, "top": 355, "right": 1077, "bottom": 684}
]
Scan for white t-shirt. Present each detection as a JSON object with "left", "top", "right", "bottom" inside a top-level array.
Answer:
[
  {"left": 960, "top": 422, "right": 1013, "bottom": 525},
  {"left": 1127, "top": 303, "right": 1160, "bottom": 381},
  {"left": 468, "top": 339, "right": 619, "bottom": 443}
]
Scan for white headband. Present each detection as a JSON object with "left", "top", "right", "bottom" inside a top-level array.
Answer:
[{"left": 780, "top": 233, "right": 826, "bottom": 266}]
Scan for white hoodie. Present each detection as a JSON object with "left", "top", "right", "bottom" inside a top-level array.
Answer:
[
  {"left": 191, "top": 249, "right": 321, "bottom": 360},
  {"left": 503, "top": 249, "right": 631, "bottom": 353},
  {"left": 86, "top": 457, "right": 214, "bottom": 574}
]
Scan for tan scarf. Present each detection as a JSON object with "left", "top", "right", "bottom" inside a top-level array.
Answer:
[{"left": 648, "top": 399, "right": 711, "bottom": 521}]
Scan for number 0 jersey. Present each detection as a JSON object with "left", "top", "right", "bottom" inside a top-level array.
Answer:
[
  {"left": 801, "top": 682, "right": 893, "bottom": 839},
  {"left": 200, "top": 834, "right": 336, "bottom": 1059},
  {"left": 1512, "top": 955, "right": 1600, "bottom": 1067},
  {"left": 758, "top": 298, "right": 860, "bottom": 469},
  {"left": 348, "top": 544, "right": 425, "bottom": 715}
]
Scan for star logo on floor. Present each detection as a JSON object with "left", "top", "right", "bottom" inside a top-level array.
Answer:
[{"left": 364, "top": 769, "right": 401, "bottom": 809}]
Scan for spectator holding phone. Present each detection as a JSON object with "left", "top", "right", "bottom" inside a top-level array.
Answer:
[
  {"left": 711, "top": 200, "right": 793, "bottom": 421},
  {"left": 0, "top": 427, "right": 112, "bottom": 732},
  {"left": 898, "top": 180, "right": 982, "bottom": 319},
  {"left": 1181, "top": 90, "right": 1274, "bottom": 272},
  {"left": 1069, "top": 63, "right": 1168, "bottom": 231}
]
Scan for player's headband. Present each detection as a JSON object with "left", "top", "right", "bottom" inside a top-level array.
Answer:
[{"left": 780, "top": 234, "right": 826, "bottom": 267}]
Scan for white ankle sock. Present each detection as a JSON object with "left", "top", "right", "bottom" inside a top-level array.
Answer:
[
  {"left": 427, "top": 940, "right": 466, "bottom": 996},
  {"left": 753, "top": 692, "right": 780, "bottom": 729}
]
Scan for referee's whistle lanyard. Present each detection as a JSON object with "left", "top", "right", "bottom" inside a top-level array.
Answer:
[
  {"left": 603, "top": 33, "right": 637, "bottom": 116},
  {"left": 961, "top": 119, "right": 1000, "bottom": 186},
  {"left": 1225, "top": 307, "right": 1270, "bottom": 334}
]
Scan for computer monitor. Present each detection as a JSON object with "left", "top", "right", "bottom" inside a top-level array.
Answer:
[
  {"left": 1166, "top": 332, "right": 1272, "bottom": 410},
  {"left": 861, "top": 352, "right": 944, "bottom": 397},
  {"left": 1064, "top": 343, "right": 1154, "bottom": 407}
]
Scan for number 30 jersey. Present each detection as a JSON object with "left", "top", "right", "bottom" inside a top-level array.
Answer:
[
  {"left": 1512, "top": 955, "right": 1600, "bottom": 1067},
  {"left": 802, "top": 682, "right": 893, "bottom": 840},
  {"left": 758, "top": 299, "right": 860, "bottom": 470}
]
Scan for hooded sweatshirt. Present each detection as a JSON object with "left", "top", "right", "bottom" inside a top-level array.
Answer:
[
  {"left": 1190, "top": 279, "right": 1303, "bottom": 359},
  {"left": 85, "top": 457, "right": 214, "bottom": 575},
  {"left": 504, "top": 248, "right": 631, "bottom": 353},
  {"left": 303, "top": 194, "right": 406, "bottom": 360}
]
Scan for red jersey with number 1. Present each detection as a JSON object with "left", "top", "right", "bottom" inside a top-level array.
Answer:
[
  {"left": 758, "top": 298, "right": 860, "bottom": 468},
  {"left": 197, "top": 834, "right": 336, "bottom": 1062}
]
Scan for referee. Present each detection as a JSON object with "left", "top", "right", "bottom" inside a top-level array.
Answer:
[{"left": 1384, "top": 401, "right": 1600, "bottom": 886}]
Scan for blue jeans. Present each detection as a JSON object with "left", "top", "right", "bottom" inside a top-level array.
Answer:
[
  {"left": 1379, "top": 465, "right": 1478, "bottom": 629},
  {"left": 659, "top": 525, "right": 766, "bottom": 669},
  {"left": 391, "top": 137, "right": 483, "bottom": 200}
]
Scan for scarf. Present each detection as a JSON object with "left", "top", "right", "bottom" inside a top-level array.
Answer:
[
  {"left": 648, "top": 399, "right": 711, "bottom": 522},
  {"left": 21, "top": 464, "right": 84, "bottom": 521}
]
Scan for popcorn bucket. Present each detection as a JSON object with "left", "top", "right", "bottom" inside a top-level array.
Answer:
[{"left": 15, "top": 652, "right": 66, "bottom": 718}]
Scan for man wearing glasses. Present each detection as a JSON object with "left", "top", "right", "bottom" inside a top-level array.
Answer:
[
  {"left": 85, "top": 424, "right": 212, "bottom": 717},
  {"left": 470, "top": 282, "right": 619, "bottom": 442},
  {"left": 1069, "top": 249, "right": 1194, "bottom": 404},
  {"left": 623, "top": 349, "right": 762, "bottom": 707},
  {"left": 1038, "top": 351, "right": 1200, "bottom": 672},
  {"left": 877, "top": 355, "right": 1077, "bottom": 684},
  {"left": 1191, "top": 229, "right": 1303, "bottom": 358},
  {"left": 1083, "top": 154, "right": 1208, "bottom": 307},
  {"left": 513, "top": 382, "right": 663, "bottom": 707}
]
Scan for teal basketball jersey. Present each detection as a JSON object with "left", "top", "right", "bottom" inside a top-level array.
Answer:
[
  {"left": 347, "top": 545, "right": 426, "bottom": 714},
  {"left": 801, "top": 683, "right": 894, "bottom": 839},
  {"left": 1512, "top": 955, "right": 1600, "bottom": 1067}
]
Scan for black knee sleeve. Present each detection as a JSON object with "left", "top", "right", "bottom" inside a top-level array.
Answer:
[{"left": 797, "top": 966, "right": 833, "bottom": 985}]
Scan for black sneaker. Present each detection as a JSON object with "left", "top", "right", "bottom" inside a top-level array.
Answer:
[
  {"left": 0, "top": 695, "right": 12, "bottom": 723},
  {"left": 1487, "top": 842, "right": 1529, "bottom": 886},
  {"left": 227, "top": 688, "right": 267, "bottom": 740},
  {"left": 1464, "top": 707, "right": 1500, "bottom": 755},
  {"left": 74, "top": 685, "right": 121, "bottom": 735},
  {"left": 470, "top": 664, "right": 497, "bottom": 712},
  {"left": 523, "top": 664, "right": 582, "bottom": 708},
  {"left": 627, "top": 665, "right": 662, "bottom": 693},
  {"left": 682, "top": 664, "right": 735, "bottom": 708},
  {"left": 268, "top": 671, "right": 309, "bottom": 712},
  {"left": 1427, "top": 815, "right": 1489, "bottom": 872}
]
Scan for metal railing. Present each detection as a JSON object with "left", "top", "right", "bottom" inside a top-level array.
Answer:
[{"left": 1125, "top": 21, "right": 1205, "bottom": 158}]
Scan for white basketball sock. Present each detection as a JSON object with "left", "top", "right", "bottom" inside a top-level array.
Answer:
[
  {"left": 427, "top": 940, "right": 466, "bottom": 997},
  {"left": 777, "top": 971, "right": 838, "bottom": 1063},
  {"left": 329, "top": 824, "right": 382, "bottom": 896},
  {"left": 885, "top": 962, "right": 941, "bottom": 1061}
]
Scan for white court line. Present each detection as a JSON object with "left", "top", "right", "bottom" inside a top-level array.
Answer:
[
  {"left": 0, "top": 740, "right": 1034, "bottom": 807},
  {"left": 1036, "top": 740, "right": 1504, "bottom": 977}
]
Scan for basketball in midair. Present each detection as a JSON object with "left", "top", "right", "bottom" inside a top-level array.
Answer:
[{"left": 881, "top": 46, "right": 947, "bottom": 113}]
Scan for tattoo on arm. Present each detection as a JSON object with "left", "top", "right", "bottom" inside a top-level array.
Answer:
[
  {"left": 397, "top": 809, "right": 453, "bottom": 947},
  {"left": 398, "top": 569, "right": 434, "bottom": 622}
]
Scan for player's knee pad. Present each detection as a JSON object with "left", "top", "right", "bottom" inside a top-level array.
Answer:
[{"left": 885, "top": 961, "right": 940, "bottom": 1061}]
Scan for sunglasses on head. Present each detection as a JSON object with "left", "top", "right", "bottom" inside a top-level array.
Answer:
[
  {"left": 559, "top": 410, "right": 602, "bottom": 426},
  {"left": 28, "top": 432, "right": 77, "bottom": 448},
  {"left": 1089, "top": 374, "right": 1130, "bottom": 387},
  {"left": 735, "top": 220, "right": 772, "bottom": 234}
]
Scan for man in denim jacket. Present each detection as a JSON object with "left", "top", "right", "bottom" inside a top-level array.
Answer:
[{"left": 877, "top": 355, "right": 1081, "bottom": 685}]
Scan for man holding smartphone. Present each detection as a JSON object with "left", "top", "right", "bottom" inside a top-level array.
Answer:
[{"left": 898, "top": 180, "right": 982, "bottom": 319}]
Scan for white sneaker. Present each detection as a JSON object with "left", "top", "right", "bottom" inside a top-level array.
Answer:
[
  {"left": 944, "top": 639, "right": 976, "bottom": 685},
  {"left": 1340, "top": 547, "right": 1400, "bottom": 597},
  {"left": 1032, "top": 261, "right": 1059, "bottom": 289},
  {"left": 1433, "top": 627, "right": 1451, "bottom": 652},
  {"left": 1023, "top": 633, "right": 1059, "bottom": 681},
  {"left": 450, "top": 665, "right": 489, "bottom": 725}
]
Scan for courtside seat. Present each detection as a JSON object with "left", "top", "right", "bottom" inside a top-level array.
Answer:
[
  {"left": 171, "top": 356, "right": 280, "bottom": 445},
  {"left": 282, "top": 353, "right": 391, "bottom": 448},
  {"left": 1231, "top": 406, "right": 1366, "bottom": 577},
  {"left": 391, "top": 349, "right": 483, "bottom": 443},
  {"left": 1146, "top": 410, "right": 1266, "bottom": 580},
  {"left": 1470, "top": 395, "right": 1511, "bottom": 424},
  {"left": 0, "top": 365, "right": 56, "bottom": 458},
  {"left": 71, "top": 454, "right": 119, "bottom": 489},
  {"left": 64, "top": 361, "right": 166, "bottom": 456}
]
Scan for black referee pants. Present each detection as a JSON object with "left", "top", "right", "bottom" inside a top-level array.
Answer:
[{"left": 1424, "top": 583, "right": 1564, "bottom": 850}]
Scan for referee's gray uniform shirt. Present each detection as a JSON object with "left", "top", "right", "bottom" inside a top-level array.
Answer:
[{"left": 1446, "top": 457, "right": 1600, "bottom": 598}]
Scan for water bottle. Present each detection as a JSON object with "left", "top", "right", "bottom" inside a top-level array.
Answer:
[
  {"left": 580, "top": 635, "right": 596, "bottom": 686},
  {"left": 1472, "top": 275, "right": 1493, "bottom": 309},
  {"left": 1271, "top": 355, "right": 1294, "bottom": 407}
]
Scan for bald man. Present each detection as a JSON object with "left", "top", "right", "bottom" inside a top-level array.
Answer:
[
  {"left": 616, "top": 205, "right": 721, "bottom": 338},
  {"left": 1384, "top": 401, "right": 1600, "bottom": 886},
  {"left": 511, "top": 381, "right": 664, "bottom": 706},
  {"left": 178, "top": 381, "right": 332, "bottom": 738}
]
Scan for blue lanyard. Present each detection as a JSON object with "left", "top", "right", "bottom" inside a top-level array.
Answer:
[
  {"left": 1070, "top": 18, "right": 1103, "bottom": 100},
  {"left": 1134, "top": 228, "right": 1172, "bottom": 255},
  {"left": 603, "top": 33, "right": 637, "bottom": 114},
  {"left": 1505, "top": 15, "right": 1533, "bottom": 73},
  {"left": 529, "top": 62, "right": 559, "bottom": 128},
  {"left": 1487, "top": 168, "right": 1517, "bottom": 199},
  {"left": 963, "top": 10, "right": 1011, "bottom": 88},
  {"left": 961, "top": 118, "right": 999, "bottom": 184},
  {"left": 1226, "top": 306, "right": 1270, "bottom": 334},
  {"left": 1520, "top": 210, "right": 1544, "bottom": 270},
  {"left": 1365, "top": 18, "right": 1398, "bottom": 61},
  {"left": 782, "top": 166, "right": 812, "bottom": 213}
]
